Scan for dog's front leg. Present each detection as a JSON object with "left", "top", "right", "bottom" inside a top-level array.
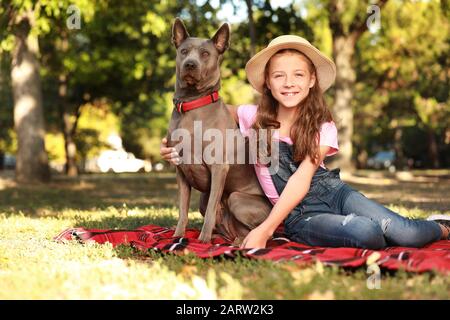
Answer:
[
  {"left": 173, "top": 167, "right": 191, "bottom": 237},
  {"left": 198, "top": 164, "right": 229, "bottom": 243}
]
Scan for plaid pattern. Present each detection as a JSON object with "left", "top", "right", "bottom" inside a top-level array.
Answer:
[{"left": 54, "top": 224, "right": 450, "bottom": 273}]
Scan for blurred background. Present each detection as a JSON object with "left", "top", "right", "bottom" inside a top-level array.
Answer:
[{"left": 0, "top": 0, "right": 449, "bottom": 183}]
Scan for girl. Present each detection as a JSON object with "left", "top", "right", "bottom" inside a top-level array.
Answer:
[{"left": 161, "top": 35, "right": 450, "bottom": 249}]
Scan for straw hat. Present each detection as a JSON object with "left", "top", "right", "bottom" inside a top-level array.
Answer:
[{"left": 245, "top": 35, "right": 336, "bottom": 93}]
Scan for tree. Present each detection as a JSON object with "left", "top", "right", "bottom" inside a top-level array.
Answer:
[
  {"left": 326, "top": 0, "right": 389, "bottom": 171},
  {"left": 39, "top": 1, "right": 95, "bottom": 176},
  {"left": 3, "top": 1, "right": 50, "bottom": 182},
  {"left": 356, "top": 0, "right": 449, "bottom": 168},
  {"left": 244, "top": 0, "right": 256, "bottom": 56}
]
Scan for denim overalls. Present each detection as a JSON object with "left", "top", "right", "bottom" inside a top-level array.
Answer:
[{"left": 269, "top": 141, "right": 442, "bottom": 249}]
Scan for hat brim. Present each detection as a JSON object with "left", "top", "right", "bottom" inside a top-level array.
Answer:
[{"left": 245, "top": 41, "right": 336, "bottom": 93}]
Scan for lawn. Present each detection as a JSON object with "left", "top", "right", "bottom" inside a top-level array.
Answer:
[{"left": 0, "top": 170, "right": 449, "bottom": 299}]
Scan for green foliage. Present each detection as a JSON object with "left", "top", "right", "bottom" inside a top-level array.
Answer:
[
  {"left": 45, "top": 132, "right": 65, "bottom": 162},
  {"left": 75, "top": 103, "right": 120, "bottom": 160},
  {"left": 355, "top": 0, "right": 449, "bottom": 166},
  {"left": 0, "top": 0, "right": 448, "bottom": 169},
  {"left": 414, "top": 95, "right": 449, "bottom": 132},
  {"left": 0, "top": 52, "right": 13, "bottom": 152}
]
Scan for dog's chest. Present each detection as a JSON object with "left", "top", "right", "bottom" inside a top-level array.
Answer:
[
  {"left": 178, "top": 164, "right": 210, "bottom": 192},
  {"left": 168, "top": 104, "right": 232, "bottom": 193}
]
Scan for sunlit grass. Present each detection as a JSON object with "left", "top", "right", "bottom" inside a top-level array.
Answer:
[{"left": 0, "top": 171, "right": 449, "bottom": 299}]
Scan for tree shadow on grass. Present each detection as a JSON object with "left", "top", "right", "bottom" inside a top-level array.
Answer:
[
  {"left": 0, "top": 172, "right": 201, "bottom": 215},
  {"left": 2, "top": 171, "right": 447, "bottom": 223},
  {"left": 345, "top": 179, "right": 450, "bottom": 213},
  {"left": 71, "top": 212, "right": 204, "bottom": 231}
]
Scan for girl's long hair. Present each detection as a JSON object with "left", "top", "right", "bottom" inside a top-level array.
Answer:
[{"left": 251, "top": 49, "right": 333, "bottom": 165}]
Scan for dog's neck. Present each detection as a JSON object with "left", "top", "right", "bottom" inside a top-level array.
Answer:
[{"left": 174, "top": 80, "right": 221, "bottom": 102}]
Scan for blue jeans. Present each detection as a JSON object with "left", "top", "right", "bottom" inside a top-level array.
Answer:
[{"left": 271, "top": 142, "right": 442, "bottom": 249}]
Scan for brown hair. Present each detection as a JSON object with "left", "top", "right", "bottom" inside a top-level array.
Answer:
[{"left": 251, "top": 49, "right": 333, "bottom": 164}]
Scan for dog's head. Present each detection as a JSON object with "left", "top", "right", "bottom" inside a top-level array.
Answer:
[{"left": 172, "top": 18, "right": 230, "bottom": 92}]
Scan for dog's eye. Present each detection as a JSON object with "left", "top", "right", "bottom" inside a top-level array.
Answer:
[
  {"left": 180, "top": 49, "right": 188, "bottom": 55},
  {"left": 201, "top": 51, "right": 210, "bottom": 58}
]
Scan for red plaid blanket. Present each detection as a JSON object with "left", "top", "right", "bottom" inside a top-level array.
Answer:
[{"left": 54, "top": 224, "right": 450, "bottom": 273}]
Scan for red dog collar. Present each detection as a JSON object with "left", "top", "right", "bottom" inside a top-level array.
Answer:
[{"left": 173, "top": 91, "right": 220, "bottom": 113}]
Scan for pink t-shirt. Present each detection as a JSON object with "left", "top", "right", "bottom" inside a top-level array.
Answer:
[{"left": 237, "top": 104, "right": 339, "bottom": 205}]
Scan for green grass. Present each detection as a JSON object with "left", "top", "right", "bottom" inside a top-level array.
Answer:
[{"left": 0, "top": 171, "right": 449, "bottom": 299}]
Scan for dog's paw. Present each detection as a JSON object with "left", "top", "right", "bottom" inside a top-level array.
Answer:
[
  {"left": 173, "top": 229, "right": 185, "bottom": 238},
  {"left": 197, "top": 232, "right": 212, "bottom": 243}
]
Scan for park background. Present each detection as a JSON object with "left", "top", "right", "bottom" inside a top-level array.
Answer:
[
  {"left": 0, "top": 0, "right": 449, "bottom": 300},
  {"left": 1, "top": 0, "right": 449, "bottom": 181}
]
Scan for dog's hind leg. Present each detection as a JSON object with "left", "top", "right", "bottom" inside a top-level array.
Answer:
[
  {"left": 227, "top": 192, "right": 272, "bottom": 232},
  {"left": 214, "top": 206, "right": 250, "bottom": 244},
  {"left": 198, "top": 192, "right": 209, "bottom": 217},
  {"left": 173, "top": 167, "right": 191, "bottom": 237}
]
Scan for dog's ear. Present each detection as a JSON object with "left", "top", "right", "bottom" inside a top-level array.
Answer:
[
  {"left": 211, "top": 23, "right": 230, "bottom": 54},
  {"left": 172, "top": 18, "right": 190, "bottom": 48}
]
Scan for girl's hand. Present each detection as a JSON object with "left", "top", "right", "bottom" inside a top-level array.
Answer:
[
  {"left": 160, "top": 137, "right": 181, "bottom": 166},
  {"left": 240, "top": 226, "right": 272, "bottom": 249}
]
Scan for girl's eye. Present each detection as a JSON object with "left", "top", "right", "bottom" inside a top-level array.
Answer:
[
  {"left": 296, "top": 73, "right": 304, "bottom": 77},
  {"left": 202, "top": 51, "right": 209, "bottom": 58},
  {"left": 274, "top": 74, "right": 283, "bottom": 78}
]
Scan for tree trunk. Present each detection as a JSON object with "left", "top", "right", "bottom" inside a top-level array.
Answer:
[
  {"left": 327, "top": 0, "right": 389, "bottom": 172},
  {"left": 62, "top": 117, "right": 79, "bottom": 177},
  {"left": 245, "top": 0, "right": 256, "bottom": 56},
  {"left": 427, "top": 127, "right": 440, "bottom": 168},
  {"left": 331, "top": 34, "right": 357, "bottom": 171},
  {"left": 60, "top": 100, "right": 81, "bottom": 177},
  {"left": 57, "top": 32, "right": 79, "bottom": 177},
  {"left": 59, "top": 74, "right": 79, "bottom": 177},
  {"left": 394, "top": 126, "right": 405, "bottom": 170},
  {"left": 11, "top": 13, "right": 50, "bottom": 183}
]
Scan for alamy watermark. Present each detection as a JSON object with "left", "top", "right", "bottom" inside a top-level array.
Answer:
[
  {"left": 366, "top": 252, "right": 382, "bottom": 290},
  {"left": 367, "top": 4, "right": 381, "bottom": 32},
  {"left": 367, "top": 264, "right": 382, "bottom": 289},
  {"left": 66, "top": 5, "right": 81, "bottom": 30},
  {"left": 170, "top": 121, "right": 280, "bottom": 173}
]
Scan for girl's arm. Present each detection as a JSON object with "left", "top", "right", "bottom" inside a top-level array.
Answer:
[
  {"left": 160, "top": 104, "right": 239, "bottom": 165},
  {"left": 226, "top": 104, "right": 239, "bottom": 124},
  {"left": 241, "top": 146, "right": 331, "bottom": 249}
]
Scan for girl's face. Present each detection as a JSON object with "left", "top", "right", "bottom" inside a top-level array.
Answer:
[{"left": 266, "top": 52, "right": 316, "bottom": 109}]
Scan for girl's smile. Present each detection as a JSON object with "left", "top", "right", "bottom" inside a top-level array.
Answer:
[{"left": 281, "top": 91, "right": 299, "bottom": 96}]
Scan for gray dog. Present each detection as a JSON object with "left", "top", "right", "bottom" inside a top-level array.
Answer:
[{"left": 166, "top": 18, "right": 272, "bottom": 244}]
